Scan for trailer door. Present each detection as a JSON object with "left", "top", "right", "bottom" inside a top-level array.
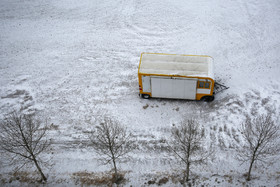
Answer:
[{"left": 151, "top": 77, "right": 197, "bottom": 100}]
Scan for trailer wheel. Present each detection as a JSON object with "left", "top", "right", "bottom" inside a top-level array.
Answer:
[
  {"left": 142, "top": 94, "right": 150, "bottom": 99},
  {"left": 201, "top": 96, "right": 214, "bottom": 102}
]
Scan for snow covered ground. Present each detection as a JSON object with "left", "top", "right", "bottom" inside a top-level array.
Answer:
[{"left": 0, "top": 0, "right": 280, "bottom": 186}]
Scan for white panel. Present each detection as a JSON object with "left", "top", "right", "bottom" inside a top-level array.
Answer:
[
  {"left": 173, "top": 79, "right": 185, "bottom": 98},
  {"left": 163, "top": 79, "right": 173, "bottom": 97},
  {"left": 142, "top": 76, "right": 151, "bottom": 92},
  {"left": 182, "top": 79, "right": 197, "bottom": 99},
  {"left": 151, "top": 77, "right": 197, "bottom": 100},
  {"left": 151, "top": 78, "right": 172, "bottom": 98},
  {"left": 151, "top": 78, "right": 161, "bottom": 96},
  {"left": 197, "top": 89, "right": 211, "bottom": 94}
]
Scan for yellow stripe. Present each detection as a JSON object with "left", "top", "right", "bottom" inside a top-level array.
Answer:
[
  {"left": 141, "top": 52, "right": 213, "bottom": 58},
  {"left": 138, "top": 52, "right": 144, "bottom": 75},
  {"left": 139, "top": 73, "right": 214, "bottom": 81}
]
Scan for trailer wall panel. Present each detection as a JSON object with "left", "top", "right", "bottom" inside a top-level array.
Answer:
[
  {"left": 142, "top": 76, "right": 151, "bottom": 92},
  {"left": 151, "top": 77, "right": 197, "bottom": 100}
]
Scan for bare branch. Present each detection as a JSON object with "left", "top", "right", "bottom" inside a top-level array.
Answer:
[
  {"left": 88, "top": 117, "right": 135, "bottom": 183},
  {"left": 167, "top": 119, "right": 214, "bottom": 182},
  {"left": 236, "top": 114, "right": 280, "bottom": 181},
  {"left": 0, "top": 111, "right": 51, "bottom": 182}
]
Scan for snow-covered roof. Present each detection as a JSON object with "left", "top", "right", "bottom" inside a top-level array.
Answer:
[{"left": 138, "top": 53, "right": 214, "bottom": 79}]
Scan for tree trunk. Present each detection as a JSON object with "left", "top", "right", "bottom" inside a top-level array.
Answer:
[
  {"left": 186, "top": 162, "right": 190, "bottom": 182},
  {"left": 182, "top": 170, "right": 187, "bottom": 187},
  {"left": 112, "top": 158, "right": 118, "bottom": 183},
  {"left": 186, "top": 143, "right": 191, "bottom": 182},
  {"left": 247, "top": 150, "right": 257, "bottom": 181},
  {"left": 247, "top": 159, "right": 254, "bottom": 181},
  {"left": 32, "top": 156, "right": 47, "bottom": 182}
]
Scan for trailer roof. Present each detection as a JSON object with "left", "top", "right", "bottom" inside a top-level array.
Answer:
[{"left": 138, "top": 53, "right": 214, "bottom": 79}]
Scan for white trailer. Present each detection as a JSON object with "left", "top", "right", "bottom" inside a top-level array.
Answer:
[{"left": 138, "top": 53, "right": 215, "bottom": 101}]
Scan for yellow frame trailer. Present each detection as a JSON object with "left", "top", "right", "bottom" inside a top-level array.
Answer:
[{"left": 138, "top": 53, "right": 215, "bottom": 102}]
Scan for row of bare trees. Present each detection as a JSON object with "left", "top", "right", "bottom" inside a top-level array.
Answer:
[
  {"left": 169, "top": 115, "right": 280, "bottom": 182},
  {"left": 0, "top": 112, "right": 279, "bottom": 184}
]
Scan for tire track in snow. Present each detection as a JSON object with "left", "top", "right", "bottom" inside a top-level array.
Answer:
[{"left": 119, "top": 0, "right": 196, "bottom": 53}]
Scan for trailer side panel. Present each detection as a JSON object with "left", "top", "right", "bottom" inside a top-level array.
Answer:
[
  {"left": 142, "top": 76, "right": 151, "bottom": 92},
  {"left": 151, "top": 77, "right": 197, "bottom": 99}
]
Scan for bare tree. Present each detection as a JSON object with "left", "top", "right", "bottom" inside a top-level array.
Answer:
[
  {"left": 167, "top": 119, "right": 213, "bottom": 183},
  {"left": 236, "top": 114, "right": 280, "bottom": 181},
  {"left": 89, "top": 117, "right": 135, "bottom": 183},
  {"left": 0, "top": 111, "right": 51, "bottom": 182}
]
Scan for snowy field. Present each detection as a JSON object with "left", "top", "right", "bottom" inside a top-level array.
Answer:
[{"left": 0, "top": 0, "right": 280, "bottom": 186}]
